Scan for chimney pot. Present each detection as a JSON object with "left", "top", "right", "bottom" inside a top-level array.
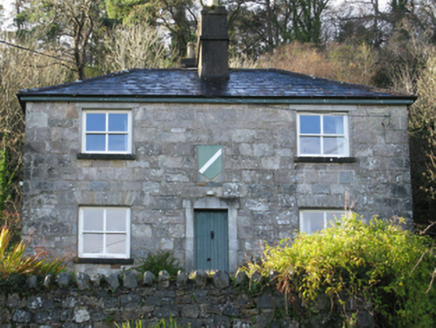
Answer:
[
  {"left": 187, "top": 42, "right": 195, "bottom": 59},
  {"left": 181, "top": 42, "right": 196, "bottom": 67}
]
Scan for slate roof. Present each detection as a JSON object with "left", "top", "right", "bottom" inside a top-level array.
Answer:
[{"left": 18, "top": 68, "right": 414, "bottom": 101}]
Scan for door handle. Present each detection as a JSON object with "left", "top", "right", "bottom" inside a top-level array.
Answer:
[{"left": 211, "top": 231, "right": 214, "bottom": 239}]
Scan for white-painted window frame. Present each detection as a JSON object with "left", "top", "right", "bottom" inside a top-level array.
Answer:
[
  {"left": 82, "top": 110, "right": 132, "bottom": 154},
  {"left": 78, "top": 207, "right": 131, "bottom": 259},
  {"left": 299, "top": 209, "right": 346, "bottom": 235},
  {"left": 297, "top": 112, "right": 349, "bottom": 157}
]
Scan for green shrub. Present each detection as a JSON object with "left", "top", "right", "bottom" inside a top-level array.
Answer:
[
  {"left": 0, "top": 226, "right": 65, "bottom": 278},
  {"left": 134, "top": 250, "right": 182, "bottom": 277},
  {"left": 239, "top": 214, "right": 436, "bottom": 327}
]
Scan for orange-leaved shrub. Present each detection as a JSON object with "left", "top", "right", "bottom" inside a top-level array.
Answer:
[
  {"left": 258, "top": 41, "right": 378, "bottom": 87},
  {"left": 0, "top": 226, "right": 65, "bottom": 278}
]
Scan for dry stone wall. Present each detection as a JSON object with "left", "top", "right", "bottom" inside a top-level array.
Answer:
[{"left": 0, "top": 270, "right": 373, "bottom": 328}]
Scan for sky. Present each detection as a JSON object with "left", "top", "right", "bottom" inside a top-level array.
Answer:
[{"left": 0, "top": 0, "right": 15, "bottom": 30}]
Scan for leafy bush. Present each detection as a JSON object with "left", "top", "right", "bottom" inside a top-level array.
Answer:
[
  {"left": 239, "top": 214, "right": 436, "bottom": 327},
  {"left": 134, "top": 250, "right": 182, "bottom": 277},
  {"left": 0, "top": 227, "right": 65, "bottom": 278}
]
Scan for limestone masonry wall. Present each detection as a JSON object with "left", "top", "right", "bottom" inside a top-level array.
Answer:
[
  {"left": 22, "top": 102, "right": 412, "bottom": 274},
  {"left": 0, "top": 270, "right": 373, "bottom": 328}
]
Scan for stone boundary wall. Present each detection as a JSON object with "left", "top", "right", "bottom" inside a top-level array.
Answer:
[{"left": 0, "top": 270, "right": 372, "bottom": 328}]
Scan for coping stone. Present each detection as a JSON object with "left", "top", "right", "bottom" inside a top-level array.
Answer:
[
  {"left": 107, "top": 273, "right": 120, "bottom": 290},
  {"left": 212, "top": 270, "right": 230, "bottom": 289},
  {"left": 76, "top": 272, "right": 91, "bottom": 290},
  {"left": 123, "top": 271, "right": 138, "bottom": 288},
  {"left": 143, "top": 271, "right": 156, "bottom": 286}
]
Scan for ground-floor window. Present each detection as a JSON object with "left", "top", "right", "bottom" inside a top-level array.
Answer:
[
  {"left": 299, "top": 209, "right": 345, "bottom": 235},
  {"left": 78, "top": 207, "right": 130, "bottom": 258}
]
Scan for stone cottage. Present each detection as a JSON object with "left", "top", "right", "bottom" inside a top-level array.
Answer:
[{"left": 17, "top": 4, "right": 415, "bottom": 275}]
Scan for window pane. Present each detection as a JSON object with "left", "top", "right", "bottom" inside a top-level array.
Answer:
[
  {"left": 324, "top": 137, "right": 345, "bottom": 155},
  {"left": 86, "top": 113, "right": 106, "bottom": 131},
  {"left": 300, "top": 137, "right": 321, "bottom": 154},
  {"left": 86, "top": 135, "right": 106, "bottom": 151},
  {"left": 302, "top": 212, "right": 324, "bottom": 234},
  {"left": 108, "top": 135, "right": 128, "bottom": 152},
  {"left": 83, "top": 234, "right": 103, "bottom": 254},
  {"left": 106, "top": 234, "right": 126, "bottom": 254},
  {"left": 300, "top": 115, "right": 320, "bottom": 134},
  {"left": 324, "top": 115, "right": 344, "bottom": 134},
  {"left": 109, "top": 113, "right": 128, "bottom": 132},
  {"left": 83, "top": 209, "right": 104, "bottom": 231},
  {"left": 106, "top": 209, "right": 127, "bottom": 232}
]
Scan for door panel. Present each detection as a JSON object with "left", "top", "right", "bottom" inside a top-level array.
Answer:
[{"left": 194, "top": 210, "right": 229, "bottom": 271}]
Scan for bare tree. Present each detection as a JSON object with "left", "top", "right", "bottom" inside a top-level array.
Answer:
[
  {"left": 408, "top": 48, "right": 436, "bottom": 222},
  {"left": 24, "top": 0, "right": 105, "bottom": 79},
  {"left": 101, "top": 24, "right": 176, "bottom": 71}
]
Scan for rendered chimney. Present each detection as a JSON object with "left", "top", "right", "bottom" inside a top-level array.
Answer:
[
  {"left": 186, "top": 42, "right": 195, "bottom": 58},
  {"left": 197, "top": 2, "right": 229, "bottom": 80}
]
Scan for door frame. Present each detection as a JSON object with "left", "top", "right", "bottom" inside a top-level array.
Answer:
[{"left": 183, "top": 198, "right": 239, "bottom": 273}]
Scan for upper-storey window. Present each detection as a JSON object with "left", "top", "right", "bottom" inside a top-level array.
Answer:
[
  {"left": 82, "top": 110, "right": 132, "bottom": 153},
  {"left": 297, "top": 113, "right": 349, "bottom": 157}
]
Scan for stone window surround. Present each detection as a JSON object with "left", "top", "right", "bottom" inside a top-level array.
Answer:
[
  {"left": 183, "top": 198, "right": 239, "bottom": 274},
  {"left": 297, "top": 112, "right": 350, "bottom": 157},
  {"left": 78, "top": 206, "right": 131, "bottom": 259},
  {"left": 299, "top": 209, "right": 346, "bottom": 235}
]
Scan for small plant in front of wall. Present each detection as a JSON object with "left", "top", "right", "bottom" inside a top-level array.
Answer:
[
  {"left": 235, "top": 258, "right": 268, "bottom": 294},
  {"left": 231, "top": 273, "right": 264, "bottom": 295},
  {"left": 133, "top": 250, "right": 182, "bottom": 277},
  {"left": 117, "top": 317, "right": 190, "bottom": 328}
]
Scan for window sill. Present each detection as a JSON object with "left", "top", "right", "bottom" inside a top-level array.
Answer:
[
  {"left": 294, "top": 156, "right": 356, "bottom": 163},
  {"left": 74, "top": 257, "right": 134, "bottom": 265},
  {"left": 76, "top": 153, "right": 136, "bottom": 160}
]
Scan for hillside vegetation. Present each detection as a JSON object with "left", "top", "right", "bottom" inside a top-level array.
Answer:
[{"left": 1, "top": 0, "right": 435, "bottom": 232}]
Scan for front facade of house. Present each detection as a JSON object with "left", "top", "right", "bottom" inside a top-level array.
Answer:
[{"left": 18, "top": 6, "right": 415, "bottom": 276}]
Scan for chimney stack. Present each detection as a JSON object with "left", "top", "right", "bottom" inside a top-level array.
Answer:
[{"left": 197, "top": 2, "right": 229, "bottom": 80}]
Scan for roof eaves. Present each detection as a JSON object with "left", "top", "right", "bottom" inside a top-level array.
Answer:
[{"left": 16, "top": 94, "right": 417, "bottom": 108}]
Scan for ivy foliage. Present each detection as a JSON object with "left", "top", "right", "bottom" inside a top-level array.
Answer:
[{"left": 239, "top": 214, "right": 436, "bottom": 327}]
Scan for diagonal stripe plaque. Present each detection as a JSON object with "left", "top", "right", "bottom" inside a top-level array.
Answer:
[{"left": 198, "top": 145, "right": 223, "bottom": 180}]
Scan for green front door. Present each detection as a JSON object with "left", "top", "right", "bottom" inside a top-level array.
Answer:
[{"left": 194, "top": 210, "right": 229, "bottom": 271}]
